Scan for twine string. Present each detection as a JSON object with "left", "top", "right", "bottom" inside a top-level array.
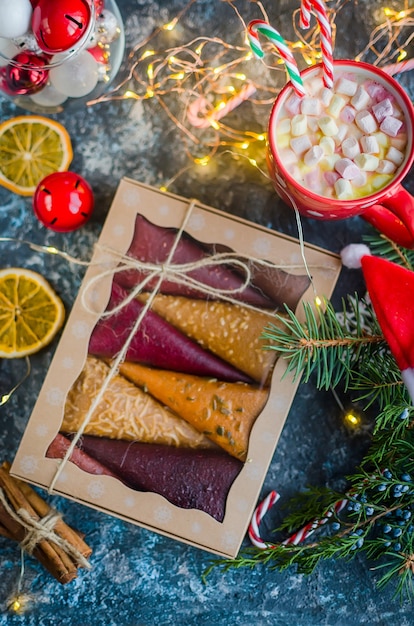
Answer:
[{"left": 0, "top": 488, "right": 91, "bottom": 569}]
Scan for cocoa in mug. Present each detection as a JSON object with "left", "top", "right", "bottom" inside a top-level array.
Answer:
[{"left": 267, "top": 61, "right": 414, "bottom": 248}]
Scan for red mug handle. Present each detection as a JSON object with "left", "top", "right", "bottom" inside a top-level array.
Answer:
[{"left": 361, "top": 184, "right": 414, "bottom": 249}]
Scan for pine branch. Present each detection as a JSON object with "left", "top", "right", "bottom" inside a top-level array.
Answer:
[
  {"left": 263, "top": 295, "right": 384, "bottom": 391},
  {"left": 363, "top": 233, "right": 414, "bottom": 270}
]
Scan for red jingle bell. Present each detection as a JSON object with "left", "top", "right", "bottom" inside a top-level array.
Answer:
[
  {"left": 5, "top": 52, "right": 49, "bottom": 95},
  {"left": 32, "top": 0, "right": 93, "bottom": 53},
  {"left": 33, "top": 171, "right": 94, "bottom": 232}
]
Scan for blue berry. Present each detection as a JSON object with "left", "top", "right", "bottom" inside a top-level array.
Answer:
[
  {"left": 394, "top": 542, "right": 402, "bottom": 552},
  {"left": 384, "top": 541, "right": 391, "bottom": 548},
  {"left": 365, "top": 507, "right": 374, "bottom": 516},
  {"left": 383, "top": 524, "right": 392, "bottom": 534},
  {"left": 402, "top": 485, "right": 410, "bottom": 493},
  {"left": 356, "top": 538, "right": 364, "bottom": 549},
  {"left": 331, "top": 522, "right": 341, "bottom": 531},
  {"left": 392, "top": 528, "right": 402, "bottom": 538},
  {"left": 403, "top": 511, "right": 412, "bottom": 520},
  {"left": 377, "top": 484, "right": 387, "bottom": 492},
  {"left": 383, "top": 469, "right": 392, "bottom": 479},
  {"left": 401, "top": 474, "right": 411, "bottom": 482}
]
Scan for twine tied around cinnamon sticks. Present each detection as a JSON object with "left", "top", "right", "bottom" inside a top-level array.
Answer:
[{"left": 0, "top": 462, "right": 92, "bottom": 584}]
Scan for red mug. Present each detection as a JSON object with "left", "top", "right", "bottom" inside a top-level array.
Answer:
[{"left": 267, "top": 60, "right": 414, "bottom": 248}]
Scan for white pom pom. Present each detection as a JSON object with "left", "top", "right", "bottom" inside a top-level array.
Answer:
[{"left": 340, "top": 243, "right": 371, "bottom": 269}]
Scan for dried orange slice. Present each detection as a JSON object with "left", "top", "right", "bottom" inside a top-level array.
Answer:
[
  {"left": 0, "top": 268, "right": 65, "bottom": 358},
  {"left": 0, "top": 116, "right": 73, "bottom": 196}
]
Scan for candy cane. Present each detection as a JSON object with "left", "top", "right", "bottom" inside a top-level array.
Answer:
[
  {"left": 381, "top": 58, "right": 414, "bottom": 77},
  {"left": 249, "top": 491, "right": 348, "bottom": 549},
  {"left": 247, "top": 20, "right": 306, "bottom": 97},
  {"left": 248, "top": 490, "right": 280, "bottom": 548},
  {"left": 300, "top": 0, "right": 312, "bottom": 29},
  {"left": 187, "top": 84, "right": 257, "bottom": 129},
  {"left": 300, "top": 0, "right": 334, "bottom": 89}
]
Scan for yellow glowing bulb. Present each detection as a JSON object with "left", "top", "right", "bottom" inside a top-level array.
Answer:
[
  {"left": 11, "top": 600, "right": 21, "bottom": 612},
  {"left": 240, "top": 142, "right": 249, "bottom": 150},
  {"left": 343, "top": 411, "right": 362, "bottom": 428},
  {"left": 195, "top": 44, "right": 204, "bottom": 55},
  {"left": 383, "top": 7, "right": 394, "bottom": 16},
  {"left": 245, "top": 52, "right": 253, "bottom": 61},
  {"left": 227, "top": 85, "right": 235, "bottom": 93},
  {"left": 170, "top": 72, "right": 185, "bottom": 80},
  {"left": 163, "top": 18, "right": 178, "bottom": 31},
  {"left": 216, "top": 101, "right": 226, "bottom": 111},
  {"left": 194, "top": 156, "right": 210, "bottom": 166},
  {"left": 141, "top": 50, "right": 155, "bottom": 60},
  {"left": 397, "top": 10, "right": 407, "bottom": 19},
  {"left": 292, "top": 41, "right": 305, "bottom": 49},
  {"left": 159, "top": 186, "right": 167, "bottom": 192},
  {"left": 256, "top": 134, "right": 266, "bottom": 142},
  {"left": 397, "top": 50, "right": 407, "bottom": 61},
  {"left": 235, "top": 73, "right": 246, "bottom": 81},
  {"left": 124, "top": 90, "right": 139, "bottom": 99},
  {"left": 147, "top": 64, "right": 154, "bottom": 80},
  {"left": 145, "top": 88, "right": 154, "bottom": 99},
  {"left": 210, "top": 120, "right": 220, "bottom": 130},
  {"left": 249, "top": 158, "right": 257, "bottom": 167},
  {"left": 315, "top": 296, "right": 322, "bottom": 307}
]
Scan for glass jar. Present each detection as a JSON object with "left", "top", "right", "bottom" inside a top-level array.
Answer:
[{"left": 0, "top": 0, "right": 125, "bottom": 114}]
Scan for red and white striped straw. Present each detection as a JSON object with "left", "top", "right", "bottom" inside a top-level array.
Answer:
[
  {"left": 381, "top": 58, "right": 414, "bottom": 76},
  {"left": 300, "top": 0, "right": 334, "bottom": 88}
]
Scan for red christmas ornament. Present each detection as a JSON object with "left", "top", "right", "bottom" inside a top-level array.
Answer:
[
  {"left": 33, "top": 171, "right": 94, "bottom": 232},
  {"left": 93, "top": 0, "right": 104, "bottom": 15},
  {"left": 5, "top": 52, "right": 49, "bottom": 95},
  {"left": 32, "top": 0, "right": 93, "bottom": 53}
]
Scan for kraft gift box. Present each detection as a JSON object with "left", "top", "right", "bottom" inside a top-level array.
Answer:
[{"left": 11, "top": 178, "right": 341, "bottom": 558}]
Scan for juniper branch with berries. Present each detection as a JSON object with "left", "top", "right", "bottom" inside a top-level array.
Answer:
[{"left": 204, "top": 234, "right": 414, "bottom": 601}]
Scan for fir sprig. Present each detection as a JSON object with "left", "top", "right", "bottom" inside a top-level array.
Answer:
[{"left": 205, "top": 232, "right": 414, "bottom": 601}]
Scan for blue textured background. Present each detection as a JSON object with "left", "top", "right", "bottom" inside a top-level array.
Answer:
[{"left": 0, "top": 1, "right": 413, "bottom": 624}]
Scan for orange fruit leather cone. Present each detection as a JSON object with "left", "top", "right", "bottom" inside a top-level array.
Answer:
[{"left": 118, "top": 361, "right": 269, "bottom": 461}]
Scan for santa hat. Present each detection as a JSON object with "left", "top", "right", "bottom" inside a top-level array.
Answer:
[{"left": 341, "top": 244, "right": 414, "bottom": 403}]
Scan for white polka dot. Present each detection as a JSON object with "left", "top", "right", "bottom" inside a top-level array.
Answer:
[
  {"left": 62, "top": 356, "right": 75, "bottom": 369},
  {"left": 124, "top": 496, "right": 136, "bottom": 508},
  {"left": 244, "top": 461, "right": 264, "bottom": 481},
  {"left": 46, "top": 387, "right": 65, "bottom": 406},
  {"left": 71, "top": 321, "right": 90, "bottom": 339},
  {"left": 154, "top": 506, "right": 172, "bottom": 524},
  {"left": 189, "top": 213, "right": 206, "bottom": 231},
  {"left": 35, "top": 424, "right": 49, "bottom": 438},
  {"left": 224, "top": 228, "right": 235, "bottom": 240},
  {"left": 113, "top": 224, "right": 126, "bottom": 237},
  {"left": 308, "top": 210, "right": 324, "bottom": 217},
  {"left": 236, "top": 498, "right": 249, "bottom": 513},
  {"left": 253, "top": 237, "right": 271, "bottom": 256},
  {"left": 220, "top": 530, "right": 238, "bottom": 550},
  {"left": 191, "top": 522, "right": 202, "bottom": 534},
  {"left": 158, "top": 203, "right": 171, "bottom": 216},
  {"left": 87, "top": 480, "right": 105, "bottom": 500},
  {"left": 19, "top": 456, "right": 38, "bottom": 475},
  {"left": 276, "top": 174, "right": 287, "bottom": 188},
  {"left": 122, "top": 188, "right": 141, "bottom": 207}
]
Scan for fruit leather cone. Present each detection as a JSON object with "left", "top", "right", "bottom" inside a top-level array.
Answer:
[
  {"left": 88, "top": 283, "right": 252, "bottom": 383},
  {"left": 360, "top": 254, "right": 414, "bottom": 402},
  {"left": 117, "top": 361, "right": 269, "bottom": 461},
  {"left": 68, "top": 435, "right": 243, "bottom": 522},
  {"left": 46, "top": 433, "right": 120, "bottom": 480},
  {"left": 62, "top": 356, "right": 216, "bottom": 449},
  {"left": 114, "top": 214, "right": 274, "bottom": 308},
  {"left": 138, "top": 293, "right": 285, "bottom": 384}
]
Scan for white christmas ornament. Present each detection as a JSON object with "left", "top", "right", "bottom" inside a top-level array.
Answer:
[
  {"left": 0, "top": 37, "right": 19, "bottom": 67},
  {"left": 0, "top": 0, "right": 32, "bottom": 39},
  {"left": 49, "top": 50, "right": 99, "bottom": 97},
  {"left": 30, "top": 82, "right": 68, "bottom": 107}
]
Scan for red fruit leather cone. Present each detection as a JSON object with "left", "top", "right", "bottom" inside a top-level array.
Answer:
[
  {"left": 361, "top": 255, "right": 414, "bottom": 402},
  {"left": 88, "top": 282, "right": 253, "bottom": 383},
  {"left": 75, "top": 435, "right": 243, "bottom": 522},
  {"left": 115, "top": 214, "right": 275, "bottom": 308}
]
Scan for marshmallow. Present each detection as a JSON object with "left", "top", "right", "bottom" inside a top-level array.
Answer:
[
  {"left": 376, "top": 159, "right": 397, "bottom": 174},
  {"left": 393, "top": 135, "right": 407, "bottom": 151},
  {"left": 319, "top": 136, "right": 336, "bottom": 155},
  {"left": 328, "top": 94, "right": 347, "bottom": 117},
  {"left": 365, "top": 82, "right": 390, "bottom": 103},
  {"left": 351, "top": 86, "right": 371, "bottom": 111},
  {"left": 386, "top": 146, "right": 405, "bottom": 165},
  {"left": 291, "top": 114, "right": 308, "bottom": 136},
  {"left": 372, "top": 174, "right": 392, "bottom": 190},
  {"left": 372, "top": 131, "right": 389, "bottom": 148},
  {"left": 335, "top": 124, "right": 348, "bottom": 145},
  {"left": 322, "top": 154, "right": 341, "bottom": 169},
  {"left": 300, "top": 97, "right": 322, "bottom": 116},
  {"left": 304, "top": 145, "right": 324, "bottom": 167},
  {"left": 354, "top": 153, "right": 380, "bottom": 171},
  {"left": 352, "top": 169, "right": 368, "bottom": 188},
  {"left": 324, "top": 170, "right": 340, "bottom": 186},
  {"left": 278, "top": 148, "right": 298, "bottom": 166},
  {"left": 380, "top": 116, "right": 403, "bottom": 137},
  {"left": 360, "top": 135, "right": 380, "bottom": 154},
  {"left": 318, "top": 116, "right": 338, "bottom": 136},
  {"left": 335, "top": 158, "right": 361, "bottom": 180},
  {"left": 290, "top": 135, "right": 312, "bottom": 155},
  {"left": 320, "top": 87, "right": 333, "bottom": 106},
  {"left": 355, "top": 110, "right": 378, "bottom": 133},
  {"left": 336, "top": 77, "right": 358, "bottom": 96},
  {"left": 304, "top": 171, "right": 322, "bottom": 192},
  {"left": 340, "top": 105, "right": 356, "bottom": 124},
  {"left": 372, "top": 98, "right": 393, "bottom": 123},
  {"left": 334, "top": 178, "right": 353, "bottom": 199},
  {"left": 341, "top": 136, "right": 360, "bottom": 159},
  {"left": 285, "top": 94, "right": 301, "bottom": 116},
  {"left": 277, "top": 118, "right": 292, "bottom": 134}
]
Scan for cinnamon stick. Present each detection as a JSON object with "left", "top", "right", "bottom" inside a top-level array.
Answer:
[
  {"left": 2, "top": 462, "right": 92, "bottom": 559},
  {"left": 0, "top": 464, "right": 91, "bottom": 584}
]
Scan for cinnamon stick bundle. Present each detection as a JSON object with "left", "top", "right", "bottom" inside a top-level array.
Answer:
[{"left": 0, "top": 462, "right": 92, "bottom": 584}]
